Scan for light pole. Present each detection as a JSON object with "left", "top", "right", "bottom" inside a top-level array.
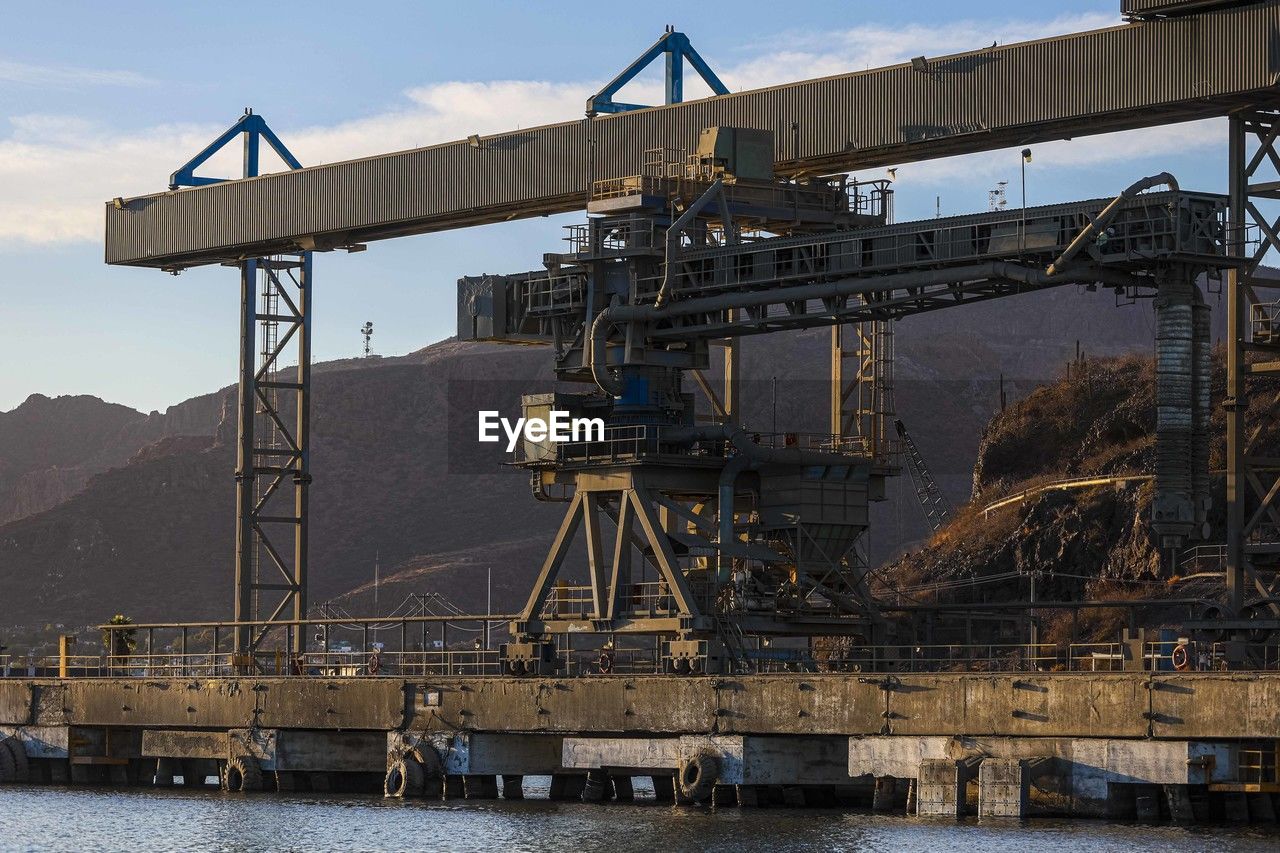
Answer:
[{"left": 1020, "top": 148, "right": 1032, "bottom": 253}]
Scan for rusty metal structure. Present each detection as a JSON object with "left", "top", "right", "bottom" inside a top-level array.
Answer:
[
  {"left": 460, "top": 147, "right": 1234, "bottom": 669},
  {"left": 102, "top": 1, "right": 1280, "bottom": 665}
]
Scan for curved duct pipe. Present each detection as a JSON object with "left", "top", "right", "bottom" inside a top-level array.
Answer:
[
  {"left": 1046, "top": 172, "right": 1179, "bottom": 277},
  {"left": 653, "top": 177, "right": 730, "bottom": 310},
  {"left": 589, "top": 261, "right": 1139, "bottom": 396}
]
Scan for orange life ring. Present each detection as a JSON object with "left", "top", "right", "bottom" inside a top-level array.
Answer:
[
  {"left": 1172, "top": 643, "right": 1190, "bottom": 672},
  {"left": 368, "top": 652, "right": 382, "bottom": 675},
  {"left": 598, "top": 651, "right": 614, "bottom": 674}
]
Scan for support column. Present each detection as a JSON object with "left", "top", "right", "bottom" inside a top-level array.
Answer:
[
  {"left": 233, "top": 254, "right": 313, "bottom": 657},
  {"left": 978, "top": 758, "right": 1028, "bottom": 818},
  {"left": 1227, "top": 114, "right": 1248, "bottom": 614},
  {"left": 233, "top": 260, "right": 258, "bottom": 657},
  {"left": 916, "top": 758, "right": 978, "bottom": 818},
  {"left": 722, "top": 337, "right": 739, "bottom": 421},
  {"left": 831, "top": 320, "right": 894, "bottom": 462},
  {"left": 1225, "top": 110, "right": 1280, "bottom": 614}
]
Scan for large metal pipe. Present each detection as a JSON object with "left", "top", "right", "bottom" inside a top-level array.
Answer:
[
  {"left": 1192, "top": 287, "right": 1212, "bottom": 533},
  {"left": 1046, "top": 172, "right": 1179, "bottom": 277},
  {"left": 1153, "top": 272, "right": 1197, "bottom": 548}
]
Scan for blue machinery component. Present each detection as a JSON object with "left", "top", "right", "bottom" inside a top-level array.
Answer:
[
  {"left": 586, "top": 26, "right": 728, "bottom": 116},
  {"left": 169, "top": 109, "right": 302, "bottom": 188}
]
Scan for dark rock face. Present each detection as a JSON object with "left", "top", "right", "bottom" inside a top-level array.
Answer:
[
  {"left": 882, "top": 348, "right": 1247, "bottom": 646},
  {"left": 971, "top": 355, "right": 1157, "bottom": 498},
  {"left": 0, "top": 391, "right": 224, "bottom": 525},
  {"left": 0, "top": 283, "right": 1182, "bottom": 628}
]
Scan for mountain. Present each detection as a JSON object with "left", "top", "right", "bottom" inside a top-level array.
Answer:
[
  {"left": 0, "top": 281, "right": 1209, "bottom": 628},
  {"left": 0, "top": 392, "right": 223, "bottom": 525}
]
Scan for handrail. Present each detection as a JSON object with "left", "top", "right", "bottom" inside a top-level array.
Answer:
[
  {"left": 94, "top": 613, "right": 519, "bottom": 631},
  {"left": 981, "top": 473, "right": 1152, "bottom": 518}
]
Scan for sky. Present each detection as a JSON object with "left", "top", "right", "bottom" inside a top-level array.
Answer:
[{"left": 0, "top": 0, "right": 1238, "bottom": 413}]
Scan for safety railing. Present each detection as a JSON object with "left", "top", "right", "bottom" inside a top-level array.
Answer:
[
  {"left": 10, "top": 637, "right": 1280, "bottom": 677},
  {"left": 540, "top": 581, "right": 715, "bottom": 622},
  {"left": 539, "top": 425, "right": 874, "bottom": 468},
  {"left": 1064, "top": 640, "right": 1279, "bottom": 672},
  {"left": 982, "top": 473, "right": 1152, "bottom": 518},
  {"left": 664, "top": 192, "right": 1233, "bottom": 300}
]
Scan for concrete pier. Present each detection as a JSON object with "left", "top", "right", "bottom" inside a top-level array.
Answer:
[{"left": 0, "top": 672, "right": 1277, "bottom": 822}]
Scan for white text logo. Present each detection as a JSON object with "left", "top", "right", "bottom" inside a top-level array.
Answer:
[{"left": 478, "top": 410, "right": 605, "bottom": 452}]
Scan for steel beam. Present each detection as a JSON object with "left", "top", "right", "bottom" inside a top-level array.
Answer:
[
  {"left": 1225, "top": 110, "right": 1280, "bottom": 613},
  {"left": 105, "top": 3, "right": 1280, "bottom": 269}
]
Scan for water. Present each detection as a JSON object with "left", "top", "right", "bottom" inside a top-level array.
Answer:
[{"left": 1, "top": 786, "right": 1278, "bottom": 853}]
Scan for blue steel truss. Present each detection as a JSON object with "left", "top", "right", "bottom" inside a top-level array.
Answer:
[
  {"left": 169, "top": 109, "right": 302, "bottom": 188},
  {"left": 586, "top": 27, "right": 729, "bottom": 116}
]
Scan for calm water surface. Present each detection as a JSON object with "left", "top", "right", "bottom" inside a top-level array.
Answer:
[{"left": 1, "top": 784, "right": 1278, "bottom": 852}]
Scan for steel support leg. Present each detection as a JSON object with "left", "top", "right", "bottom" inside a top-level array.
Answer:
[
  {"left": 831, "top": 320, "right": 894, "bottom": 462},
  {"left": 1226, "top": 110, "right": 1280, "bottom": 615},
  {"left": 233, "top": 253, "right": 312, "bottom": 657}
]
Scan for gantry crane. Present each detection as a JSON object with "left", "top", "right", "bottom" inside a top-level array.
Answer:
[{"left": 103, "top": 3, "right": 1280, "bottom": 660}]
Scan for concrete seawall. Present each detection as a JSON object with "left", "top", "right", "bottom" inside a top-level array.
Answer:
[{"left": 1, "top": 673, "right": 1277, "bottom": 821}]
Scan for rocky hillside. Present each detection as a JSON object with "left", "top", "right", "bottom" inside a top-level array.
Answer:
[
  {"left": 0, "top": 281, "right": 1205, "bottom": 628},
  {"left": 880, "top": 349, "right": 1254, "bottom": 643},
  {"left": 0, "top": 391, "right": 223, "bottom": 525}
]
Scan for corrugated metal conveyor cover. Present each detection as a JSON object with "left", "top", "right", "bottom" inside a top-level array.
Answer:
[{"left": 105, "top": 1, "right": 1280, "bottom": 269}]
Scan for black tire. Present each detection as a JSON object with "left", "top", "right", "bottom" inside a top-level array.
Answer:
[
  {"left": 384, "top": 756, "right": 425, "bottom": 798},
  {"left": 677, "top": 751, "right": 719, "bottom": 803},
  {"left": 1241, "top": 600, "right": 1276, "bottom": 644},
  {"left": 221, "top": 755, "right": 263, "bottom": 792},
  {"left": 414, "top": 745, "right": 446, "bottom": 798},
  {"left": 1199, "top": 603, "right": 1230, "bottom": 642},
  {"left": 0, "top": 740, "right": 16, "bottom": 784},
  {"left": 2, "top": 737, "right": 29, "bottom": 783}
]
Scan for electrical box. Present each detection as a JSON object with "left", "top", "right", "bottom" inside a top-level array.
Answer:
[{"left": 696, "top": 127, "right": 775, "bottom": 182}]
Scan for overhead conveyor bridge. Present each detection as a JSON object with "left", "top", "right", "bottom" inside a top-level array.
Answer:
[{"left": 104, "top": 1, "right": 1280, "bottom": 269}]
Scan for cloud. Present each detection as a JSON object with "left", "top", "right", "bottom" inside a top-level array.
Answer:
[
  {"left": 890, "top": 118, "right": 1225, "bottom": 188},
  {"left": 0, "top": 9, "right": 1222, "bottom": 247},
  {"left": 723, "top": 12, "right": 1122, "bottom": 88},
  {"left": 0, "top": 58, "right": 153, "bottom": 89}
]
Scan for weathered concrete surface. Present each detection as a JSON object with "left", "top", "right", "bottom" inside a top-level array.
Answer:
[
  {"left": 1149, "top": 675, "right": 1280, "bottom": 738},
  {"left": 886, "top": 675, "right": 1149, "bottom": 738},
  {"left": 4, "top": 673, "right": 1278, "bottom": 739},
  {"left": 253, "top": 730, "right": 386, "bottom": 772},
  {"left": 257, "top": 680, "right": 403, "bottom": 730},
  {"left": 563, "top": 736, "right": 745, "bottom": 782},
  {"left": 141, "top": 729, "right": 226, "bottom": 760},
  {"left": 849, "top": 735, "right": 1234, "bottom": 817},
  {"left": 917, "top": 759, "right": 967, "bottom": 817},
  {"left": 0, "top": 682, "right": 31, "bottom": 725},
  {"left": 388, "top": 731, "right": 565, "bottom": 776},
  {"left": 65, "top": 680, "right": 257, "bottom": 729},
  {"left": 406, "top": 678, "right": 714, "bottom": 734},
  {"left": 715, "top": 678, "right": 885, "bottom": 735},
  {"left": 0, "top": 725, "right": 68, "bottom": 758},
  {"left": 562, "top": 735, "right": 851, "bottom": 786}
]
